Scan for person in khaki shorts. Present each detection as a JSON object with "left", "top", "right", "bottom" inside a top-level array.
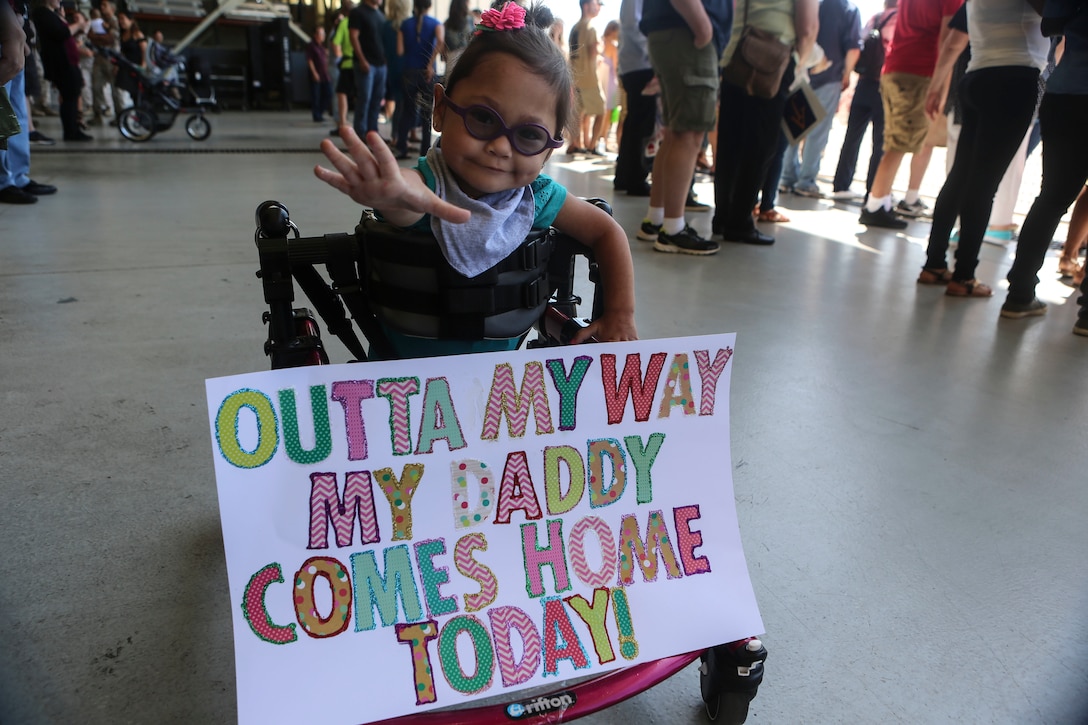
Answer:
[
  {"left": 635, "top": 0, "right": 732, "bottom": 255},
  {"left": 859, "top": 0, "right": 962, "bottom": 229}
]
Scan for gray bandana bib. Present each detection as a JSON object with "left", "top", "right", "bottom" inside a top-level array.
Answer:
[{"left": 428, "top": 147, "right": 536, "bottom": 278}]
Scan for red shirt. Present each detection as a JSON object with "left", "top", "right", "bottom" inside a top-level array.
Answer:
[{"left": 883, "top": 0, "right": 963, "bottom": 77}]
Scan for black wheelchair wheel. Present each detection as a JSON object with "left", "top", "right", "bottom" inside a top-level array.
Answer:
[
  {"left": 185, "top": 114, "right": 211, "bottom": 141},
  {"left": 118, "top": 107, "right": 156, "bottom": 142},
  {"left": 699, "top": 640, "right": 767, "bottom": 724}
]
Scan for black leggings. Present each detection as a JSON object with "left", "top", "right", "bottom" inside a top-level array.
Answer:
[
  {"left": 924, "top": 66, "right": 1040, "bottom": 279},
  {"left": 1006, "top": 93, "right": 1088, "bottom": 303}
]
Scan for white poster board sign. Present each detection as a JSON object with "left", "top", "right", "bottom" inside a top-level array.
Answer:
[{"left": 205, "top": 334, "right": 763, "bottom": 725}]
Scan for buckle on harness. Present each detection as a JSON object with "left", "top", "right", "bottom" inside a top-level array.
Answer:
[
  {"left": 521, "top": 238, "right": 541, "bottom": 270},
  {"left": 523, "top": 277, "right": 544, "bottom": 308}
]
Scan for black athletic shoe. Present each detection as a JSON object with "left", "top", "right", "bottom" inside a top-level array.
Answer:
[
  {"left": 653, "top": 225, "right": 720, "bottom": 255},
  {"left": 860, "top": 206, "right": 908, "bottom": 229}
]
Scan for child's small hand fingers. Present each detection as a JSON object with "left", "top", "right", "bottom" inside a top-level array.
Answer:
[
  {"left": 319, "top": 137, "right": 363, "bottom": 181},
  {"left": 427, "top": 198, "right": 472, "bottom": 224},
  {"left": 313, "top": 164, "right": 349, "bottom": 194},
  {"left": 365, "top": 132, "right": 403, "bottom": 177}
]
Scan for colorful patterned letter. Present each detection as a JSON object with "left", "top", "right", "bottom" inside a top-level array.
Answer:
[
  {"left": 567, "top": 516, "right": 616, "bottom": 588},
  {"left": 416, "top": 377, "right": 466, "bottom": 454},
  {"left": 330, "top": 380, "right": 375, "bottom": 461},
  {"left": 481, "top": 362, "right": 555, "bottom": 440},
  {"left": 454, "top": 533, "right": 499, "bottom": 612},
  {"left": 494, "top": 451, "right": 543, "bottom": 524},
  {"left": 376, "top": 464, "right": 425, "bottom": 540},
  {"left": 546, "top": 356, "right": 592, "bottom": 431},
  {"left": 241, "top": 563, "right": 297, "bottom": 644},
  {"left": 488, "top": 606, "right": 542, "bottom": 687},
  {"left": 521, "top": 519, "right": 571, "bottom": 597},
  {"left": 438, "top": 615, "right": 495, "bottom": 695},
  {"left": 292, "top": 557, "right": 353, "bottom": 638},
  {"left": 350, "top": 546, "right": 423, "bottom": 631},
  {"left": 543, "top": 445, "right": 586, "bottom": 515},
  {"left": 673, "top": 505, "right": 712, "bottom": 576},
  {"left": 599, "top": 352, "right": 667, "bottom": 424},
  {"left": 617, "top": 510, "right": 682, "bottom": 585},
  {"left": 564, "top": 588, "right": 615, "bottom": 664},
  {"left": 624, "top": 433, "right": 665, "bottom": 505},
  {"left": 308, "top": 471, "right": 380, "bottom": 549},
  {"left": 279, "top": 385, "right": 333, "bottom": 465},
  {"left": 377, "top": 377, "right": 420, "bottom": 455},
  {"left": 396, "top": 621, "right": 439, "bottom": 704},
  {"left": 657, "top": 353, "right": 696, "bottom": 418},
  {"left": 694, "top": 348, "right": 733, "bottom": 416},
  {"left": 451, "top": 460, "right": 495, "bottom": 529},
  {"left": 414, "top": 539, "right": 459, "bottom": 618},
  {"left": 216, "top": 388, "right": 278, "bottom": 469},
  {"left": 541, "top": 597, "right": 590, "bottom": 676},
  {"left": 587, "top": 438, "right": 627, "bottom": 507}
]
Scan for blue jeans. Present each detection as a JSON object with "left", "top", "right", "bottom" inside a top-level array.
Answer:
[
  {"left": 353, "top": 63, "right": 387, "bottom": 138},
  {"left": 1, "top": 70, "right": 31, "bottom": 190},
  {"left": 780, "top": 81, "right": 842, "bottom": 190},
  {"left": 310, "top": 79, "right": 332, "bottom": 122}
]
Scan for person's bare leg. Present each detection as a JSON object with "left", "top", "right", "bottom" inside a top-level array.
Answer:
[
  {"left": 1060, "top": 186, "right": 1088, "bottom": 275},
  {"left": 581, "top": 114, "right": 593, "bottom": 150},
  {"left": 866, "top": 149, "right": 907, "bottom": 210},
  {"left": 902, "top": 142, "right": 934, "bottom": 207},
  {"left": 336, "top": 92, "right": 348, "bottom": 127},
  {"left": 656, "top": 128, "right": 702, "bottom": 220},
  {"left": 908, "top": 143, "right": 934, "bottom": 191},
  {"left": 590, "top": 113, "right": 607, "bottom": 153}
]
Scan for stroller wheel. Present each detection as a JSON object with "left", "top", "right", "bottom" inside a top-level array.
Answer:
[
  {"left": 118, "top": 107, "right": 155, "bottom": 142},
  {"left": 185, "top": 114, "right": 212, "bottom": 141}
]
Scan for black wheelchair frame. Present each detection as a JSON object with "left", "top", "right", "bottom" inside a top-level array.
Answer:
[{"left": 254, "top": 199, "right": 605, "bottom": 368}]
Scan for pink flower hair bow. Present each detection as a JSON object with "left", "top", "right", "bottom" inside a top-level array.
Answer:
[{"left": 476, "top": 2, "right": 526, "bottom": 33}]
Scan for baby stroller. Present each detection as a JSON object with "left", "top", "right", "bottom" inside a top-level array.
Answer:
[
  {"left": 98, "top": 46, "right": 218, "bottom": 142},
  {"left": 252, "top": 199, "right": 768, "bottom": 724}
]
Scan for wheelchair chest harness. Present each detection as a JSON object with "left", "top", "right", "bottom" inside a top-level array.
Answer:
[{"left": 356, "top": 216, "right": 556, "bottom": 341}]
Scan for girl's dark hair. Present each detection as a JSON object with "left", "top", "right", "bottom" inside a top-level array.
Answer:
[{"left": 443, "top": 2, "right": 573, "bottom": 140}]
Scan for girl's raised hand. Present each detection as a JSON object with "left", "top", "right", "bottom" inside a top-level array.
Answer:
[{"left": 314, "top": 128, "right": 471, "bottom": 225}]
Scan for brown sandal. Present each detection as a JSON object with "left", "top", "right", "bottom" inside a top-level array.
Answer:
[
  {"left": 757, "top": 209, "right": 790, "bottom": 223},
  {"left": 917, "top": 267, "right": 952, "bottom": 285},
  {"left": 945, "top": 278, "right": 993, "bottom": 297},
  {"left": 1059, "top": 256, "right": 1080, "bottom": 277}
]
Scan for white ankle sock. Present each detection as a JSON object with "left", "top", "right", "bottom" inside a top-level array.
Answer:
[
  {"left": 662, "top": 217, "right": 686, "bottom": 235},
  {"left": 648, "top": 207, "right": 665, "bottom": 225},
  {"left": 905, "top": 189, "right": 920, "bottom": 205},
  {"left": 865, "top": 195, "right": 890, "bottom": 213}
]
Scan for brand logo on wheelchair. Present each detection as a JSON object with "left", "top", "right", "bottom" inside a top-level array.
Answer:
[{"left": 505, "top": 692, "right": 576, "bottom": 719}]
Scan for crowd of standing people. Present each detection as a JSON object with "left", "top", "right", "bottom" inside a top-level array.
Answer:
[
  {"left": 301, "top": 0, "right": 1088, "bottom": 336},
  {"left": 4, "top": 0, "right": 1086, "bottom": 334}
]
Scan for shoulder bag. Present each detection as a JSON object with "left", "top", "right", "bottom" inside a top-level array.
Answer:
[{"left": 721, "top": 0, "right": 792, "bottom": 99}]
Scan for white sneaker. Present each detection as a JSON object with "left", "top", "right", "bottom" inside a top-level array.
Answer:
[{"left": 831, "top": 189, "right": 861, "bottom": 200}]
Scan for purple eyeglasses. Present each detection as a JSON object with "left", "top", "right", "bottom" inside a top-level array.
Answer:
[{"left": 442, "top": 98, "right": 564, "bottom": 156}]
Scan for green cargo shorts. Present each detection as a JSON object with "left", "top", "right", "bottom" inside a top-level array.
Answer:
[{"left": 647, "top": 28, "right": 720, "bottom": 133}]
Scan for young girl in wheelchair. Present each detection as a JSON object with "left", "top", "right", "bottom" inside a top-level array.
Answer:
[{"left": 314, "top": 1, "right": 637, "bottom": 359}]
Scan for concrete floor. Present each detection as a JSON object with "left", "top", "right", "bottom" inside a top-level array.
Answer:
[{"left": 2, "top": 111, "right": 1087, "bottom": 725}]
